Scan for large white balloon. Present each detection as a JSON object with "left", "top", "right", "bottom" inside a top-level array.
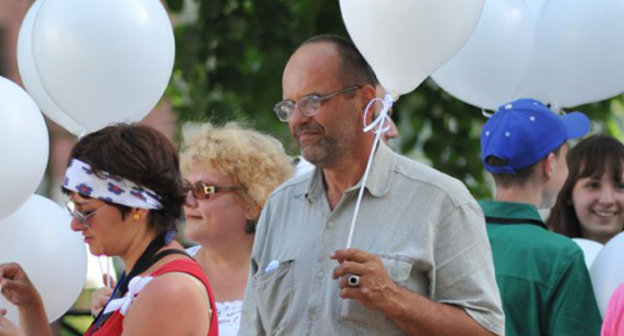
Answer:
[
  {"left": 340, "top": 0, "right": 485, "bottom": 98},
  {"left": 0, "top": 195, "right": 87, "bottom": 324},
  {"left": 0, "top": 77, "right": 49, "bottom": 220},
  {"left": 522, "top": 0, "right": 545, "bottom": 20},
  {"left": 17, "top": 0, "right": 86, "bottom": 137},
  {"left": 572, "top": 238, "right": 603, "bottom": 270},
  {"left": 431, "top": 0, "right": 624, "bottom": 109},
  {"left": 529, "top": 0, "right": 624, "bottom": 108},
  {"left": 31, "top": 0, "right": 175, "bottom": 132},
  {"left": 589, "top": 232, "right": 624, "bottom": 317},
  {"left": 432, "top": 0, "right": 535, "bottom": 110}
]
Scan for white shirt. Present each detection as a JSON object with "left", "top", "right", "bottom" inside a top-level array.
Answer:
[{"left": 186, "top": 245, "right": 242, "bottom": 336}]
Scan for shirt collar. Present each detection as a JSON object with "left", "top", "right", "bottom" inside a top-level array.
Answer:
[
  {"left": 305, "top": 141, "right": 395, "bottom": 203},
  {"left": 479, "top": 200, "right": 547, "bottom": 229}
]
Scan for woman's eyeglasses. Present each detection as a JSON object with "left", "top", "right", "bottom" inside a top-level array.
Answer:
[
  {"left": 183, "top": 180, "right": 240, "bottom": 200},
  {"left": 65, "top": 200, "right": 107, "bottom": 228}
]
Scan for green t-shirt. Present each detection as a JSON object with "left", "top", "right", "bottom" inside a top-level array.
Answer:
[{"left": 479, "top": 200, "right": 602, "bottom": 336}]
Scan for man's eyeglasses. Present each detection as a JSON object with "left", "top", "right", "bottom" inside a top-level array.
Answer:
[
  {"left": 273, "top": 85, "right": 360, "bottom": 122},
  {"left": 183, "top": 180, "right": 240, "bottom": 200},
  {"left": 65, "top": 200, "right": 107, "bottom": 229}
]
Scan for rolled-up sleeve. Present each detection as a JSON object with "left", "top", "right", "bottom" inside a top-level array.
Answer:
[{"left": 434, "top": 201, "right": 505, "bottom": 336}]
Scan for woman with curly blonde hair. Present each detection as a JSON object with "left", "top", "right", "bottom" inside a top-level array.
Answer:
[{"left": 180, "top": 122, "right": 293, "bottom": 336}]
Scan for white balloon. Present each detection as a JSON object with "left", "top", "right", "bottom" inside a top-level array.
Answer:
[
  {"left": 340, "top": 0, "right": 485, "bottom": 98},
  {"left": 85, "top": 253, "right": 117, "bottom": 289},
  {"left": 0, "top": 195, "right": 87, "bottom": 324},
  {"left": 589, "top": 232, "right": 624, "bottom": 317},
  {"left": 432, "top": 0, "right": 535, "bottom": 110},
  {"left": 522, "top": 0, "right": 545, "bottom": 20},
  {"left": 0, "top": 77, "right": 49, "bottom": 220},
  {"left": 528, "top": 0, "right": 624, "bottom": 108},
  {"left": 572, "top": 238, "right": 603, "bottom": 270},
  {"left": 430, "top": 0, "right": 624, "bottom": 109},
  {"left": 31, "top": 0, "right": 175, "bottom": 132},
  {"left": 17, "top": 0, "right": 86, "bottom": 137}
]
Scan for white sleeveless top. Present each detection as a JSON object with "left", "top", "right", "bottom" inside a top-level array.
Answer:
[{"left": 186, "top": 245, "right": 242, "bottom": 336}]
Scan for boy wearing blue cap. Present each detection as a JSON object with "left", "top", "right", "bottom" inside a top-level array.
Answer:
[{"left": 479, "top": 98, "right": 602, "bottom": 336}]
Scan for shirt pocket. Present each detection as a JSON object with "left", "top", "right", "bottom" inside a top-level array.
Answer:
[
  {"left": 253, "top": 259, "right": 295, "bottom": 334},
  {"left": 339, "top": 255, "right": 413, "bottom": 333}
]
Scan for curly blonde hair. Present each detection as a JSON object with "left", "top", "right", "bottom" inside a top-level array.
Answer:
[{"left": 180, "top": 122, "right": 294, "bottom": 220}]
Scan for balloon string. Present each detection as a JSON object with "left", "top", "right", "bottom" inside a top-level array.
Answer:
[
  {"left": 98, "top": 256, "right": 111, "bottom": 289},
  {"left": 362, "top": 94, "right": 393, "bottom": 134},
  {"left": 106, "top": 258, "right": 110, "bottom": 289},
  {"left": 346, "top": 93, "right": 393, "bottom": 249}
]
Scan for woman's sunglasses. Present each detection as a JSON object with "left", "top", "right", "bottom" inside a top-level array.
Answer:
[
  {"left": 65, "top": 200, "right": 107, "bottom": 228},
  {"left": 183, "top": 180, "right": 239, "bottom": 200}
]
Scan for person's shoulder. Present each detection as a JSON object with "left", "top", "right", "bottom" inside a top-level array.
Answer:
[
  {"left": 266, "top": 170, "right": 311, "bottom": 200},
  {"left": 507, "top": 226, "right": 583, "bottom": 260},
  {"left": 147, "top": 257, "right": 208, "bottom": 293},
  {"left": 392, "top": 152, "right": 465, "bottom": 187},
  {"left": 391, "top": 152, "right": 474, "bottom": 204},
  {"left": 125, "top": 272, "right": 209, "bottom": 332},
  {"left": 532, "top": 229, "right": 580, "bottom": 251},
  {"left": 142, "top": 271, "right": 204, "bottom": 296}
]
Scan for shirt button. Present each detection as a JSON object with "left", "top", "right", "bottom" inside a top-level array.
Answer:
[
  {"left": 326, "top": 221, "right": 333, "bottom": 228},
  {"left": 317, "top": 270, "right": 325, "bottom": 279}
]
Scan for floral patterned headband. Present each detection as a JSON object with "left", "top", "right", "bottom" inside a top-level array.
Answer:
[{"left": 62, "top": 158, "right": 163, "bottom": 210}]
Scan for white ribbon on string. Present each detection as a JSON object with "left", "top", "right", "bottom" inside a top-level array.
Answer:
[
  {"left": 345, "top": 93, "right": 393, "bottom": 249},
  {"left": 102, "top": 275, "right": 154, "bottom": 316}
]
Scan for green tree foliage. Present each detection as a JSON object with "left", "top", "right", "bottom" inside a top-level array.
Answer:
[
  {"left": 166, "top": 0, "right": 347, "bottom": 145},
  {"left": 166, "top": 0, "right": 619, "bottom": 199}
]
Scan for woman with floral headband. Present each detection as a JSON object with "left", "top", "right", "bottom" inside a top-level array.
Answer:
[{"left": 0, "top": 124, "right": 217, "bottom": 336}]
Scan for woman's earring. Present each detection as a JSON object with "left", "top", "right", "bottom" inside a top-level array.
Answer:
[
  {"left": 133, "top": 213, "right": 141, "bottom": 221},
  {"left": 245, "top": 220, "right": 256, "bottom": 234}
]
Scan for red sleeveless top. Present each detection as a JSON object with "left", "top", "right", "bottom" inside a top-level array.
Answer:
[{"left": 86, "top": 258, "right": 218, "bottom": 336}]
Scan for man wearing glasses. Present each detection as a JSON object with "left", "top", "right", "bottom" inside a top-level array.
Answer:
[
  {"left": 239, "top": 35, "right": 504, "bottom": 335},
  {"left": 293, "top": 83, "right": 399, "bottom": 177}
]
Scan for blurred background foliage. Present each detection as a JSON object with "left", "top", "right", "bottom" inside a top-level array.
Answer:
[{"left": 164, "top": 0, "right": 621, "bottom": 199}]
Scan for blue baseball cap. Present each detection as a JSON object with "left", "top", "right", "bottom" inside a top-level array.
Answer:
[{"left": 481, "top": 98, "right": 591, "bottom": 174}]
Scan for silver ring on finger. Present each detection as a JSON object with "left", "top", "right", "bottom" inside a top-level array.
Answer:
[{"left": 347, "top": 274, "right": 360, "bottom": 287}]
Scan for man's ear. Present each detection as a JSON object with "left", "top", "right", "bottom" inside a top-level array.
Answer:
[
  {"left": 359, "top": 85, "right": 377, "bottom": 123},
  {"left": 543, "top": 152, "right": 556, "bottom": 180}
]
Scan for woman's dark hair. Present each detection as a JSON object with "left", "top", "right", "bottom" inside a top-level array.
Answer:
[
  {"left": 548, "top": 135, "right": 624, "bottom": 237},
  {"left": 66, "top": 123, "right": 185, "bottom": 234}
]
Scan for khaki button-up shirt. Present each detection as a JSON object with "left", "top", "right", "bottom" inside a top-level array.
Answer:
[{"left": 239, "top": 143, "right": 504, "bottom": 335}]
